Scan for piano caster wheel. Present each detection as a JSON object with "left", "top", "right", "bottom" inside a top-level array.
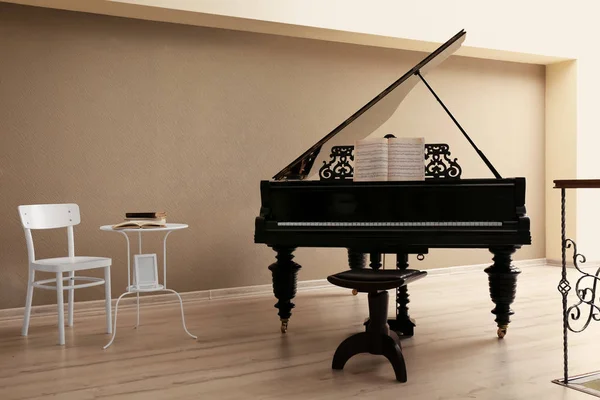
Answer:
[
  {"left": 352, "top": 289, "right": 358, "bottom": 296},
  {"left": 497, "top": 327, "right": 507, "bottom": 339},
  {"left": 280, "top": 319, "right": 289, "bottom": 334}
]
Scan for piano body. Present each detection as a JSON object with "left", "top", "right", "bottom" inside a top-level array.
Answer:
[{"left": 254, "top": 30, "right": 531, "bottom": 338}]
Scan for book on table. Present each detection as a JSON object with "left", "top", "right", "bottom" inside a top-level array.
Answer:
[
  {"left": 125, "top": 211, "right": 167, "bottom": 219},
  {"left": 112, "top": 212, "right": 167, "bottom": 229}
]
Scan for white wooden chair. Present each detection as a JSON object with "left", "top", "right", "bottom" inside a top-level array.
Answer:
[{"left": 18, "top": 203, "right": 112, "bottom": 345}]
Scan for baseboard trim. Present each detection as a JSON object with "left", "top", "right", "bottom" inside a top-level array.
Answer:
[
  {"left": 0, "top": 258, "right": 547, "bottom": 322},
  {"left": 546, "top": 258, "right": 600, "bottom": 269},
  {"left": 424, "top": 257, "right": 546, "bottom": 276}
]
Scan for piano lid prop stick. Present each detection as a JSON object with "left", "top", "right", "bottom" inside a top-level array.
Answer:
[{"left": 415, "top": 71, "right": 502, "bottom": 180}]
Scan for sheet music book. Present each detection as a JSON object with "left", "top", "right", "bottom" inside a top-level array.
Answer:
[
  {"left": 353, "top": 138, "right": 389, "bottom": 181},
  {"left": 353, "top": 136, "right": 425, "bottom": 181}
]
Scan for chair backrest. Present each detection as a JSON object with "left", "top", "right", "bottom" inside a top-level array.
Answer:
[
  {"left": 18, "top": 204, "right": 81, "bottom": 229},
  {"left": 18, "top": 204, "right": 81, "bottom": 262}
]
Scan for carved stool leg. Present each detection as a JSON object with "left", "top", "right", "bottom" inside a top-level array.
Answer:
[
  {"left": 381, "top": 335, "right": 408, "bottom": 382},
  {"left": 332, "top": 332, "right": 407, "bottom": 382},
  {"left": 268, "top": 246, "right": 301, "bottom": 333},
  {"left": 333, "top": 290, "right": 408, "bottom": 382},
  {"left": 485, "top": 246, "right": 520, "bottom": 338},
  {"left": 332, "top": 332, "right": 370, "bottom": 370},
  {"left": 366, "top": 290, "right": 389, "bottom": 337}
]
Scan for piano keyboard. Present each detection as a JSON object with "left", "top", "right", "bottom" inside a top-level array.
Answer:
[{"left": 277, "top": 221, "right": 503, "bottom": 227}]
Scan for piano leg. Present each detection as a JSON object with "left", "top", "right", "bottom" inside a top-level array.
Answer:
[
  {"left": 485, "top": 246, "right": 521, "bottom": 338},
  {"left": 268, "top": 246, "right": 301, "bottom": 333},
  {"left": 387, "top": 254, "right": 416, "bottom": 338},
  {"left": 348, "top": 249, "right": 366, "bottom": 269},
  {"left": 348, "top": 249, "right": 366, "bottom": 296}
]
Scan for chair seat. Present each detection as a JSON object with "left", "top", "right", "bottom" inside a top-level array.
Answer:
[
  {"left": 327, "top": 269, "right": 427, "bottom": 292},
  {"left": 32, "top": 256, "right": 111, "bottom": 272}
]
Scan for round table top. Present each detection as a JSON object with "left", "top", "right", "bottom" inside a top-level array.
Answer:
[{"left": 100, "top": 223, "right": 188, "bottom": 232}]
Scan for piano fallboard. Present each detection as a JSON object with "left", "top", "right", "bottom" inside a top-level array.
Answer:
[{"left": 254, "top": 177, "right": 531, "bottom": 251}]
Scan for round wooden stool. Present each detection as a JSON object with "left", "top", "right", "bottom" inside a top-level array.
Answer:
[{"left": 327, "top": 268, "right": 426, "bottom": 382}]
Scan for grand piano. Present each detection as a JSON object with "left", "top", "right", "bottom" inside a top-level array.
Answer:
[{"left": 254, "top": 30, "right": 531, "bottom": 338}]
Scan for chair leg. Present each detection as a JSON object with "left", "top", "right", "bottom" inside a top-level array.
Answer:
[
  {"left": 22, "top": 269, "right": 35, "bottom": 336},
  {"left": 104, "top": 266, "right": 112, "bottom": 334},
  {"left": 67, "top": 271, "right": 75, "bottom": 327},
  {"left": 56, "top": 272, "right": 65, "bottom": 345}
]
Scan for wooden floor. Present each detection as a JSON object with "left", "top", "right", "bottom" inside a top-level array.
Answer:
[{"left": 1, "top": 265, "right": 599, "bottom": 399}]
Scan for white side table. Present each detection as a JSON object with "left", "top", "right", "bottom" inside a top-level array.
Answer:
[{"left": 100, "top": 223, "right": 196, "bottom": 349}]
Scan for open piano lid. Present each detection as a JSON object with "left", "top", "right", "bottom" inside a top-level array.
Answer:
[{"left": 273, "top": 29, "right": 466, "bottom": 181}]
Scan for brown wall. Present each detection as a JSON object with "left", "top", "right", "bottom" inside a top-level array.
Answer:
[{"left": 0, "top": 3, "right": 545, "bottom": 310}]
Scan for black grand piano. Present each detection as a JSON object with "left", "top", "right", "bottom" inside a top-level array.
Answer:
[{"left": 254, "top": 30, "right": 531, "bottom": 338}]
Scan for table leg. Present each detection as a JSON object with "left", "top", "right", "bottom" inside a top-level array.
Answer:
[
  {"left": 103, "top": 289, "right": 196, "bottom": 349},
  {"left": 164, "top": 289, "right": 197, "bottom": 339},
  {"left": 163, "top": 231, "right": 173, "bottom": 289},
  {"left": 103, "top": 226, "right": 194, "bottom": 349},
  {"left": 135, "top": 231, "right": 143, "bottom": 328},
  {"left": 136, "top": 292, "right": 140, "bottom": 328},
  {"left": 104, "top": 291, "right": 133, "bottom": 350},
  {"left": 161, "top": 232, "right": 195, "bottom": 339},
  {"left": 117, "top": 232, "right": 131, "bottom": 289}
]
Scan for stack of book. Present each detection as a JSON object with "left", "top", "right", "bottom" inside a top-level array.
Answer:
[{"left": 112, "top": 212, "right": 167, "bottom": 229}]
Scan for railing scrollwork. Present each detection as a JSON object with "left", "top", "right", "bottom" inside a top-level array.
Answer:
[{"left": 562, "top": 239, "right": 600, "bottom": 333}]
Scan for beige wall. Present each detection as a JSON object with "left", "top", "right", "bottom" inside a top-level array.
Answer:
[
  {"left": 545, "top": 62, "right": 577, "bottom": 262},
  {"left": 0, "top": 3, "right": 545, "bottom": 310}
]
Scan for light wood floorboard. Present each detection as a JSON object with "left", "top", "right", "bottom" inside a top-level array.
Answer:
[{"left": 1, "top": 265, "right": 599, "bottom": 399}]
